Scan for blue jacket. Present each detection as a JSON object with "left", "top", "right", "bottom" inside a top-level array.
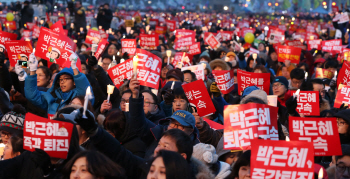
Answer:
[{"left": 25, "top": 68, "right": 94, "bottom": 115}]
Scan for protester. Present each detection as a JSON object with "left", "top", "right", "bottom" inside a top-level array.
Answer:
[{"left": 2, "top": 135, "right": 24, "bottom": 160}]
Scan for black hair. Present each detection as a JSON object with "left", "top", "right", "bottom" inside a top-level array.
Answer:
[
  {"left": 290, "top": 68, "right": 305, "bottom": 80},
  {"left": 150, "top": 150, "right": 192, "bottom": 179},
  {"left": 63, "top": 151, "right": 126, "bottom": 178},
  {"left": 38, "top": 59, "right": 48, "bottom": 67},
  {"left": 297, "top": 62, "right": 309, "bottom": 73},
  {"left": 121, "top": 89, "right": 132, "bottom": 96},
  {"left": 49, "top": 63, "right": 60, "bottom": 74},
  {"left": 311, "top": 78, "right": 325, "bottom": 87},
  {"left": 37, "top": 66, "right": 52, "bottom": 85},
  {"left": 9, "top": 135, "right": 24, "bottom": 155},
  {"left": 324, "top": 60, "right": 338, "bottom": 69},
  {"left": 182, "top": 70, "right": 197, "bottom": 82},
  {"left": 162, "top": 129, "right": 193, "bottom": 162},
  {"left": 173, "top": 87, "right": 188, "bottom": 102},
  {"left": 336, "top": 144, "right": 350, "bottom": 162},
  {"left": 102, "top": 54, "right": 113, "bottom": 61},
  {"left": 11, "top": 104, "right": 26, "bottom": 115},
  {"left": 141, "top": 90, "right": 158, "bottom": 105},
  {"left": 103, "top": 109, "right": 126, "bottom": 141},
  {"left": 232, "top": 150, "right": 251, "bottom": 178}
]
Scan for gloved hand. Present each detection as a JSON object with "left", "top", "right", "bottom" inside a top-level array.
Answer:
[
  {"left": 15, "top": 63, "right": 27, "bottom": 81},
  {"left": 339, "top": 103, "right": 349, "bottom": 111},
  {"left": 163, "top": 89, "right": 174, "bottom": 105},
  {"left": 28, "top": 53, "right": 38, "bottom": 71},
  {"left": 285, "top": 96, "right": 298, "bottom": 115},
  {"left": 30, "top": 148, "right": 52, "bottom": 175},
  {"left": 330, "top": 79, "right": 337, "bottom": 90},
  {"left": 87, "top": 55, "right": 98, "bottom": 67},
  {"left": 74, "top": 107, "right": 98, "bottom": 135},
  {"left": 0, "top": 52, "right": 5, "bottom": 66},
  {"left": 69, "top": 52, "right": 78, "bottom": 70},
  {"left": 210, "top": 82, "right": 221, "bottom": 97}
]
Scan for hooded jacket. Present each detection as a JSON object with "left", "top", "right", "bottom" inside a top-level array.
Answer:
[{"left": 25, "top": 68, "right": 93, "bottom": 115}]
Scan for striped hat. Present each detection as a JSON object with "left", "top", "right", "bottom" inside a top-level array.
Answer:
[{"left": 0, "top": 111, "right": 25, "bottom": 137}]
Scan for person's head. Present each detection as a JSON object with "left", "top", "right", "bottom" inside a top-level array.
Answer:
[
  {"left": 59, "top": 73, "right": 75, "bottom": 93},
  {"left": 311, "top": 79, "right": 325, "bottom": 99},
  {"left": 241, "top": 87, "right": 268, "bottom": 104},
  {"left": 172, "top": 87, "right": 189, "bottom": 112},
  {"left": 161, "top": 64, "right": 173, "bottom": 79},
  {"left": 270, "top": 51, "right": 277, "bottom": 61},
  {"left": 253, "top": 65, "right": 268, "bottom": 73},
  {"left": 314, "top": 58, "right": 326, "bottom": 68},
  {"left": 148, "top": 150, "right": 192, "bottom": 179},
  {"left": 199, "top": 56, "right": 211, "bottom": 63},
  {"left": 75, "top": 1, "right": 82, "bottom": 8},
  {"left": 120, "top": 90, "right": 132, "bottom": 112},
  {"left": 290, "top": 68, "right": 305, "bottom": 89},
  {"left": 272, "top": 76, "right": 289, "bottom": 98},
  {"left": 36, "top": 66, "right": 52, "bottom": 87},
  {"left": 297, "top": 62, "right": 309, "bottom": 73},
  {"left": 335, "top": 144, "right": 350, "bottom": 179},
  {"left": 70, "top": 96, "right": 94, "bottom": 112},
  {"left": 226, "top": 52, "right": 236, "bottom": 62},
  {"left": 258, "top": 43, "right": 265, "bottom": 52},
  {"left": 154, "top": 129, "right": 193, "bottom": 162},
  {"left": 280, "top": 65, "right": 291, "bottom": 79},
  {"left": 166, "top": 69, "right": 184, "bottom": 82},
  {"left": 103, "top": 109, "right": 126, "bottom": 140},
  {"left": 23, "top": 1, "right": 30, "bottom": 6},
  {"left": 101, "top": 55, "right": 113, "bottom": 72},
  {"left": 50, "top": 63, "right": 60, "bottom": 74},
  {"left": 3, "top": 135, "right": 23, "bottom": 160},
  {"left": 80, "top": 61, "right": 88, "bottom": 74},
  {"left": 63, "top": 151, "right": 125, "bottom": 179},
  {"left": 38, "top": 59, "right": 48, "bottom": 67},
  {"left": 107, "top": 44, "right": 118, "bottom": 56},
  {"left": 219, "top": 151, "right": 242, "bottom": 166},
  {"left": 103, "top": 3, "right": 109, "bottom": 9},
  {"left": 232, "top": 150, "right": 251, "bottom": 179},
  {"left": 0, "top": 104, "right": 25, "bottom": 144},
  {"left": 209, "top": 59, "right": 229, "bottom": 71},
  {"left": 324, "top": 60, "right": 338, "bottom": 73},
  {"left": 167, "top": 110, "right": 195, "bottom": 135},
  {"left": 183, "top": 70, "right": 197, "bottom": 83},
  {"left": 334, "top": 110, "right": 350, "bottom": 136},
  {"left": 142, "top": 90, "right": 159, "bottom": 115}
]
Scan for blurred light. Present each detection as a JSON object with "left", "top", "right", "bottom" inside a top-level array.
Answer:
[
  {"left": 54, "top": 6, "right": 57, "bottom": 9},
  {"left": 291, "top": 22, "right": 294, "bottom": 24},
  {"left": 275, "top": 2, "right": 279, "bottom": 6},
  {"left": 292, "top": 17, "right": 295, "bottom": 21},
  {"left": 247, "top": 0, "right": 250, "bottom": 1},
  {"left": 268, "top": 2, "right": 272, "bottom": 6},
  {"left": 244, "top": 4, "right": 248, "bottom": 7},
  {"left": 182, "top": 6, "right": 185, "bottom": 9},
  {"left": 281, "top": 16, "right": 284, "bottom": 20},
  {"left": 148, "top": 1, "right": 151, "bottom": 4},
  {"left": 332, "top": 2, "right": 336, "bottom": 6},
  {"left": 217, "top": 20, "right": 221, "bottom": 23},
  {"left": 203, "top": 6, "right": 206, "bottom": 9},
  {"left": 223, "top": 6, "right": 228, "bottom": 11},
  {"left": 322, "top": 1, "right": 326, "bottom": 6},
  {"left": 324, "top": 5, "right": 327, "bottom": 9}
]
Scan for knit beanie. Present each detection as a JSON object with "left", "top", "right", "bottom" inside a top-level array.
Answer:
[
  {"left": 273, "top": 76, "right": 289, "bottom": 89},
  {"left": 193, "top": 143, "right": 218, "bottom": 164},
  {"left": 0, "top": 111, "right": 25, "bottom": 137},
  {"left": 240, "top": 89, "right": 268, "bottom": 104}
]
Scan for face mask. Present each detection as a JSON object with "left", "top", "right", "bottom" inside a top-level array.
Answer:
[{"left": 81, "top": 48, "right": 86, "bottom": 52}]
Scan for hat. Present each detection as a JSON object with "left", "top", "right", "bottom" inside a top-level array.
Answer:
[
  {"left": 314, "top": 58, "right": 326, "bottom": 64},
  {"left": 0, "top": 44, "right": 5, "bottom": 49},
  {"left": 334, "top": 109, "right": 350, "bottom": 125},
  {"left": 198, "top": 61, "right": 211, "bottom": 73},
  {"left": 209, "top": 59, "right": 230, "bottom": 71},
  {"left": 0, "top": 111, "right": 25, "bottom": 136},
  {"left": 242, "top": 86, "right": 260, "bottom": 97},
  {"left": 226, "top": 52, "right": 236, "bottom": 58},
  {"left": 273, "top": 76, "right": 289, "bottom": 89},
  {"left": 169, "top": 110, "right": 195, "bottom": 128},
  {"left": 193, "top": 143, "right": 218, "bottom": 164},
  {"left": 199, "top": 51, "right": 210, "bottom": 58},
  {"left": 241, "top": 89, "right": 268, "bottom": 104},
  {"left": 166, "top": 69, "right": 184, "bottom": 82},
  {"left": 51, "top": 47, "right": 61, "bottom": 55}
]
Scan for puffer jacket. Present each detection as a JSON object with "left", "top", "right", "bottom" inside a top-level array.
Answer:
[{"left": 24, "top": 68, "right": 93, "bottom": 115}]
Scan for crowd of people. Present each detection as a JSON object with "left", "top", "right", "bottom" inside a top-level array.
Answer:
[{"left": 0, "top": 0, "right": 349, "bottom": 179}]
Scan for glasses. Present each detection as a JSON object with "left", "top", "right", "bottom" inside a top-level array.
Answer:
[
  {"left": 59, "top": 78, "right": 72, "bottom": 83},
  {"left": 144, "top": 101, "right": 156, "bottom": 107},
  {"left": 169, "top": 121, "right": 186, "bottom": 130},
  {"left": 121, "top": 99, "right": 129, "bottom": 104},
  {"left": 1, "top": 131, "right": 11, "bottom": 137},
  {"left": 337, "top": 120, "right": 348, "bottom": 126},
  {"left": 272, "top": 83, "right": 283, "bottom": 89},
  {"left": 336, "top": 164, "right": 350, "bottom": 174}
]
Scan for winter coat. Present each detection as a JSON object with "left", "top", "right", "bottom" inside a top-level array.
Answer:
[
  {"left": 129, "top": 96, "right": 200, "bottom": 159},
  {"left": 0, "top": 65, "right": 12, "bottom": 93},
  {"left": 97, "top": 9, "right": 113, "bottom": 30},
  {"left": 74, "top": 6, "right": 86, "bottom": 32},
  {"left": 20, "top": 5, "right": 34, "bottom": 28},
  {"left": 24, "top": 68, "right": 93, "bottom": 115},
  {"left": 145, "top": 107, "right": 166, "bottom": 124},
  {"left": 198, "top": 121, "right": 223, "bottom": 148}
]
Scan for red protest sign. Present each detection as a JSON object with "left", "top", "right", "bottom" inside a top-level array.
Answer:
[
  {"left": 135, "top": 48, "right": 162, "bottom": 89},
  {"left": 250, "top": 139, "right": 314, "bottom": 178},
  {"left": 289, "top": 116, "right": 342, "bottom": 156},
  {"left": 121, "top": 39, "right": 136, "bottom": 55},
  {"left": 58, "top": 16, "right": 66, "bottom": 26},
  {"left": 285, "top": 40, "right": 304, "bottom": 49},
  {"left": 322, "top": 39, "right": 342, "bottom": 53},
  {"left": 149, "top": 19, "right": 159, "bottom": 26},
  {"left": 165, "top": 20, "right": 176, "bottom": 31},
  {"left": 306, "top": 25, "right": 316, "bottom": 33},
  {"left": 5, "top": 21, "right": 16, "bottom": 30},
  {"left": 307, "top": 39, "right": 322, "bottom": 50},
  {"left": 175, "top": 34, "right": 195, "bottom": 50},
  {"left": 140, "top": 34, "right": 159, "bottom": 50},
  {"left": 182, "top": 80, "right": 216, "bottom": 117},
  {"left": 334, "top": 85, "right": 350, "bottom": 108},
  {"left": 99, "top": 29, "right": 108, "bottom": 39},
  {"left": 85, "top": 29, "right": 101, "bottom": 44},
  {"left": 205, "top": 33, "right": 220, "bottom": 49},
  {"left": 338, "top": 62, "right": 350, "bottom": 87},
  {"left": 26, "top": 22, "right": 35, "bottom": 30},
  {"left": 5, "top": 41, "right": 33, "bottom": 67},
  {"left": 23, "top": 113, "right": 74, "bottom": 159},
  {"left": 223, "top": 104, "right": 278, "bottom": 150},
  {"left": 22, "top": 30, "right": 32, "bottom": 41},
  {"left": 332, "top": 5, "right": 339, "bottom": 12},
  {"left": 181, "top": 64, "right": 205, "bottom": 80},
  {"left": 155, "top": 26, "right": 166, "bottom": 34},
  {"left": 50, "top": 21, "right": 66, "bottom": 35},
  {"left": 237, "top": 69, "right": 270, "bottom": 95},
  {"left": 212, "top": 70, "right": 235, "bottom": 94},
  {"left": 315, "top": 68, "right": 334, "bottom": 79},
  {"left": 108, "top": 58, "right": 133, "bottom": 88},
  {"left": 0, "top": 31, "right": 18, "bottom": 47},
  {"left": 291, "top": 91, "right": 320, "bottom": 116},
  {"left": 240, "top": 27, "right": 255, "bottom": 37},
  {"left": 277, "top": 45, "right": 301, "bottom": 64},
  {"left": 203, "top": 118, "right": 224, "bottom": 130},
  {"left": 175, "top": 29, "right": 195, "bottom": 40},
  {"left": 32, "top": 25, "right": 40, "bottom": 39},
  {"left": 172, "top": 52, "right": 191, "bottom": 67},
  {"left": 94, "top": 38, "right": 109, "bottom": 60},
  {"left": 188, "top": 42, "right": 201, "bottom": 55},
  {"left": 35, "top": 27, "right": 77, "bottom": 68},
  {"left": 218, "top": 31, "right": 233, "bottom": 41},
  {"left": 267, "top": 27, "right": 285, "bottom": 44}
]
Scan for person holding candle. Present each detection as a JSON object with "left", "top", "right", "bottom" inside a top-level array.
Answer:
[{"left": 24, "top": 52, "right": 94, "bottom": 115}]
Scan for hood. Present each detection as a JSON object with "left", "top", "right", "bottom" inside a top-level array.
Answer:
[
  {"left": 334, "top": 109, "right": 350, "bottom": 125},
  {"left": 190, "top": 157, "right": 216, "bottom": 179},
  {"left": 216, "top": 137, "right": 230, "bottom": 159},
  {"left": 51, "top": 68, "right": 75, "bottom": 91},
  {"left": 209, "top": 59, "right": 230, "bottom": 71}
]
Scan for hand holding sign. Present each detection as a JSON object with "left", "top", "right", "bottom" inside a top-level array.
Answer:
[
  {"left": 69, "top": 52, "right": 78, "bottom": 70},
  {"left": 129, "top": 74, "right": 140, "bottom": 98},
  {"left": 28, "top": 52, "right": 38, "bottom": 72}
]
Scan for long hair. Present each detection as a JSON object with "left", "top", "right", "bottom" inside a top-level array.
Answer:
[
  {"left": 149, "top": 150, "right": 192, "bottom": 179},
  {"left": 103, "top": 109, "right": 126, "bottom": 141},
  {"left": 62, "top": 150, "right": 126, "bottom": 178},
  {"left": 231, "top": 150, "right": 251, "bottom": 178}
]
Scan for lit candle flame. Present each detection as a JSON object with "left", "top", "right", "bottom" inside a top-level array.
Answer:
[
  {"left": 318, "top": 168, "right": 323, "bottom": 179},
  {"left": 285, "top": 136, "right": 290, "bottom": 141}
]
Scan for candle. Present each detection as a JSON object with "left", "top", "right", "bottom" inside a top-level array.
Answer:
[
  {"left": 285, "top": 136, "right": 290, "bottom": 141},
  {"left": 120, "top": 58, "right": 125, "bottom": 63},
  {"left": 252, "top": 53, "right": 257, "bottom": 63},
  {"left": 133, "top": 55, "right": 139, "bottom": 78},
  {"left": 313, "top": 50, "right": 318, "bottom": 56},
  {"left": 166, "top": 50, "right": 172, "bottom": 65},
  {"left": 318, "top": 168, "right": 323, "bottom": 179},
  {"left": 293, "top": 89, "right": 300, "bottom": 99},
  {"left": 33, "top": 48, "right": 35, "bottom": 53},
  {"left": 107, "top": 84, "right": 115, "bottom": 103},
  {"left": 333, "top": 71, "right": 338, "bottom": 80},
  {"left": 83, "top": 86, "right": 91, "bottom": 116},
  {"left": 108, "top": 63, "right": 112, "bottom": 70},
  {"left": 171, "top": 81, "right": 175, "bottom": 90},
  {"left": 125, "top": 103, "right": 129, "bottom": 112},
  {"left": 305, "top": 72, "right": 308, "bottom": 80},
  {"left": 180, "top": 52, "right": 186, "bottom": 68}
]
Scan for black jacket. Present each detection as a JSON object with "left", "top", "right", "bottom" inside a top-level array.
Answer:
[
  {"left": 96, "top": 9, "right": 113, "bottom": 30},
  {"left": 74, "top": 6, "right": 86, "bottom": 32},
  {"left": 145, "top": 107, "right": 166, "bottom": 124},
  {"left": 20, "top": 5, "right": 34, "bottom": 28}
]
